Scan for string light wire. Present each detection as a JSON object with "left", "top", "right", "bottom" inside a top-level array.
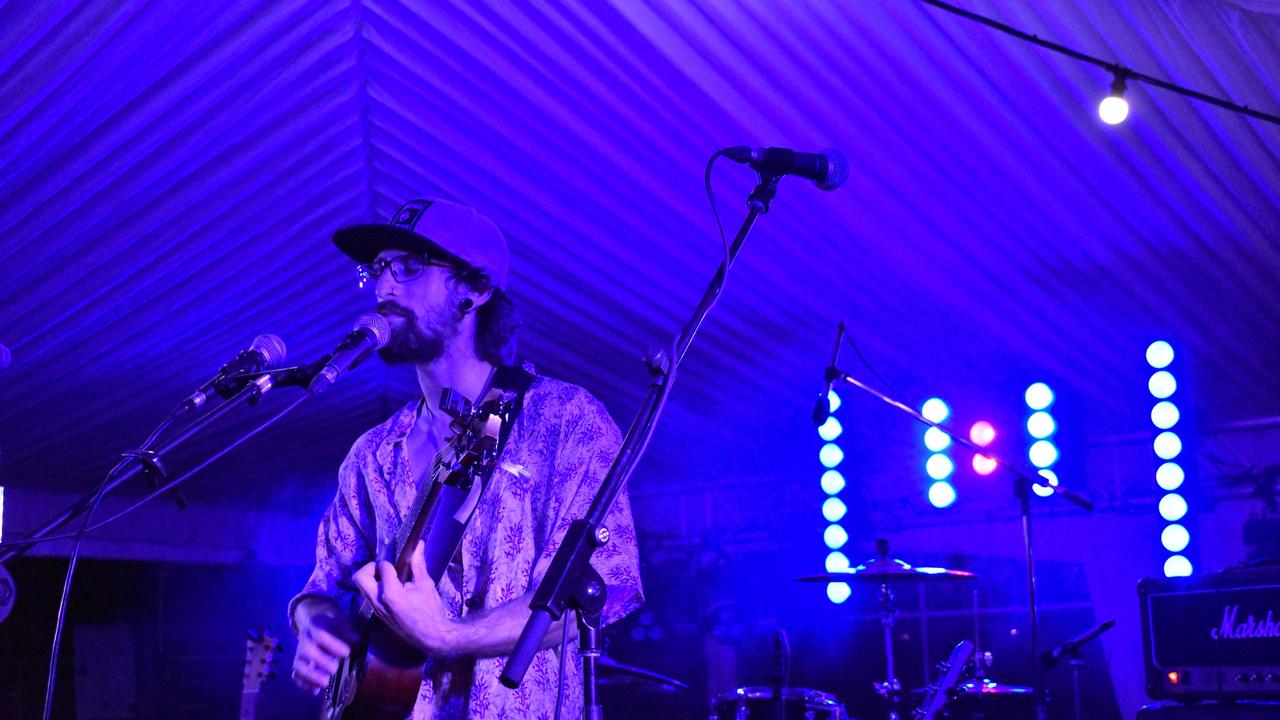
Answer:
[{"left": 919, "top": 0, "right": 1280, "bottom": 127}]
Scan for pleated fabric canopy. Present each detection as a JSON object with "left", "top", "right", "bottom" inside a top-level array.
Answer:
[{"left": 0, "top": 0, "right": 1277, "bottom": 512}]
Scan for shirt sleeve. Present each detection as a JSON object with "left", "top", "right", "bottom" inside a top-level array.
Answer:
[
  {"left": 287, "top": 441, "right": 377, "bottom": 635},
  {"left": 531, "top": 387, "right": 644, "bottom": 627}
]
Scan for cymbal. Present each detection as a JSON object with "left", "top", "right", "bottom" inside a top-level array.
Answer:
[
  {"left": 954, "top": 678, "right": 1034, "bottom": 696},
  {"left": 597, "top": 655, "right": 690, "bottom": 693},
  {"left": 796, "top": 557, "right": 978, "bottom": 584}
]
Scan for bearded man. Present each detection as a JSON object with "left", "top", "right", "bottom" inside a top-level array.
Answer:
[{"left": 288, "top": 198, "right": 643, "bottom": 719}]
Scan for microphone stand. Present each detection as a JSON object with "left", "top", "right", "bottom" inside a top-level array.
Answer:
[
  {"left": 0, "top": 373, "right": 298, "bottom": 563},
  {"left": 827, "top": 367, "right": 1094, "bottom": 720},
  {"left": 500, "top": 173, "right": 784, "bottom": 711}
]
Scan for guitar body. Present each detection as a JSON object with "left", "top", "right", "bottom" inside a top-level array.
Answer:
[
  {"left": 322, "top": 381, "right": 526, "bottom": 720},
  {"left": 323, "top": 483, "right": 471, "bottom": 720},
  {"left": 324, "top": 624, "right": 425, "bottom": 720}
]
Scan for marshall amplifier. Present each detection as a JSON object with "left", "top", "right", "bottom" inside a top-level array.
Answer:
[{"left": 1140, "top": 565, "right": 1280, "bottom": 700}]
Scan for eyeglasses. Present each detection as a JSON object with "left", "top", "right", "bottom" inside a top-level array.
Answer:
[{"left": 356, "top": 253, "right": 452, "bottom": 288}]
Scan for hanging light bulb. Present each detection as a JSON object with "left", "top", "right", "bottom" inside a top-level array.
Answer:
[{"left": 1099, "top": 71, "right": 1130, "bottom": 125}]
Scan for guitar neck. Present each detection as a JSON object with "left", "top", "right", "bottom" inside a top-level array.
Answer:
[{"left": 239, "top": 689, "right": 258, "bottom": 720}]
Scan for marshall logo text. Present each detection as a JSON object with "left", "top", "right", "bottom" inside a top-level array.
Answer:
[{"left": 1210, "top": 604, "right": 1280, "bottom": 640}]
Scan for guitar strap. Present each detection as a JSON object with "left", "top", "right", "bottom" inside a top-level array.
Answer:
[{"left": 488, "top": 363, "right": 536, "bottom": 453}]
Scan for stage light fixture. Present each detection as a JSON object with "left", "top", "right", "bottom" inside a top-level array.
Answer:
[
  {"left": 1099, "top": 73, "right": 1130, "bottom": 125},
  {"left": 922, "top": 397, "right": 950, "bottom": 423},
  {"left": 969, "top": 421, "right": 996, "bottom": 446},
  {"left": 825, "top": 551, "right": 850, "bottom": 573},
  {"left": 1149, "top": 341, "right": 1192, "bottom": 577},
  {"left": 1164, "top": 555, "right": 1193, "bottom": 578},
  {"left": 1027, "top": 411, "right": 1056, "bottom": 439},
  {"left": 818, "top": 416, "right": 844, "bottom": 441},
  {"left": 1151, "top": 401, "right": 1180, "bottom": 430},
  {"left": 824, "top": 524, "right": 849, "bottom": 550},
  {"left": 924, "top": 426, "right": 951, "bottom": 452},
  {"left": 972, "top": 454, "right": 997, "bottom": 476},
  {"left": 820, "top": 443, "right": 845, "bottom": 468},
  {"left": 926, "top": 453, "right": 955, "bottom": 480},
  {"left": 1149, "top": 371, "right": 1177, "bottom": 399},
  {"left": 819, "top": 393, "right": 847, "bottom": 600},
  {"left": 1025, "top": 382, "right": 1054, "bottom": 410},
  {"left": 827, "top": 581, "right": 852, "bottom": 604},
  {"left": 1155, "top": 462, "right": 1184, "bottom": 491},
  {"left": 1159, "top": 493, "right": 1188, "bottom": 522},
  {"left": 1029, "top": 439, "right": 1059, "bottom": 468},
  {"left": 1146, "top": 341, "right": 1174, "bottom": 369},
  {"left": 1153, "top": 431, "right": 1182, "bottom": 460},
  {"left": 1161, "top": 524, "right": 1190, "bottom": 553},
  {"left": 928, "top": 480, "right": 957, "bottom": 508}
]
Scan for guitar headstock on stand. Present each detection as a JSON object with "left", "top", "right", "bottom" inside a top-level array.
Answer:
[
  {"left": 913, "top": 639, "right": 975, "bottom": 720},
  {"left": 241, "top": 630, "right": 278, "bottom": 720}
]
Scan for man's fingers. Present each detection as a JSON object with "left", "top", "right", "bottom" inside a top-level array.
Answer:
[
  {"left": 297, "top": 643, "right": 341, "bottom": 675},
  {"left": 409, "top": 540, "right": 428, "bottom": 582},
  {"left": 291, "top": 655, "right": 333, "bottom": 692},
  {"left": 307, "top": 627, "right": 351, "bottom": 660},
  {"left": 353, "top": 563, "right": 383, "bottom": 612}
]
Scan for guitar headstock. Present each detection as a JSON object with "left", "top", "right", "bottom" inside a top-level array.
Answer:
[
  {"left": 437, "top": 387, "right": 515, "bottom": 488},
  {"left": 242, "top": 629, "right": 279, "bottom": 695},
  {"left": 913, "top": 639, "right": 974, "bottom": 720}
]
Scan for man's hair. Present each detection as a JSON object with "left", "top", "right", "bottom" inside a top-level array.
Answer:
[{"left": 450, "top": 263, "right": 520, "bottom": 366}]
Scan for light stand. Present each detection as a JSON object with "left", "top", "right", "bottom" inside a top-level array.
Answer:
[{"left": 828, "top": 367, "right": 1094, "bottom": 720}]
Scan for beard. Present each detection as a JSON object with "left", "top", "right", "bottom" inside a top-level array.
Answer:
[{"left": 375, "top": 299, "right": 461, "bottom": 365}]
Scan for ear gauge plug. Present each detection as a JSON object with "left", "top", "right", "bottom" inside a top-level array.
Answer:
[{"left": 459, "top": 298, "right": 474, "bottom": 314}]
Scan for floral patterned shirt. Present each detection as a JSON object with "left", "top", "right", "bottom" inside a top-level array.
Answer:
[{"left": 290, "top": 375, "right": 644, "bottom": 719}]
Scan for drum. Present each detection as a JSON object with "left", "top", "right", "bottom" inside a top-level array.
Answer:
[{"left": 710, "top": 686, "right": 847, "bottom": 720}]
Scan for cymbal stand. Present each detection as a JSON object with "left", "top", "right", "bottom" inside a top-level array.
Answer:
[{"left": 872, "top": 541, "right": 902, "bottom": 720}]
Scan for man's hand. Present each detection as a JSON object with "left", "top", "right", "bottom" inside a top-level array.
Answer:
[
  {"left": 353, "top": 541, "right": 457, "bottom": 655},
  {"left": 291, "top": 606, "right": 352, "bottom": 696}
]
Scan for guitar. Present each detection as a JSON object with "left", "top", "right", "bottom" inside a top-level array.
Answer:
[
  {"left": 241, "top": 630, "right": 279, "bottom": 720},
  {"left": 912, "top": 639, "right": 974, "bottom": 720},
  {"left": 321, "top": 384, "right": 521, "bottom": 720}
]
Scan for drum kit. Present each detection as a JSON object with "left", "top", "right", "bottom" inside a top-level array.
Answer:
[
  {"left": 788, "top": 537, "right": 1034, "bottom": 720},
  {"left": 604, "top": 537, "right": 1033, "bottom": 720}
]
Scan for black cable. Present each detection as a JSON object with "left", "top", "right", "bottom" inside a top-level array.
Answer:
[
  {"left": 39, "top": 411, "right": 177, "bottom": 720},
  {"left": 918, "top": 0, "right": 1280, "bottom": 126}
]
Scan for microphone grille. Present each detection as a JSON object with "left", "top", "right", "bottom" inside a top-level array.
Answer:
[
  {"left": 817, "top": 150, "right": 849, "bottom": 191},
  {"left": 354, "top": 313, "right": 391, "bottom": 349},
  {"left": 250, "top": 334, "right": 287, "bottom": 367}
]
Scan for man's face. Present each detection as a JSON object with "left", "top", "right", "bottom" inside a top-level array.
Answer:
[{"left": 371, "top": 249, "right": 464, "bottom": 365}]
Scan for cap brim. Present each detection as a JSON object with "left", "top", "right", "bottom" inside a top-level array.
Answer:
[{"left": 333, "top": 224, "right": 434, "bottom": 263}]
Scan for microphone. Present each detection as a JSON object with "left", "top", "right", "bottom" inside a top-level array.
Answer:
[
  {"left": 178, "top": 335, "right": 287, "bottom": 414},
  {"left": 308, "top": 314, "right": 391, "bottom": 393},
  {"left": 1042, "top": 619, "right": 1115, "bottom": 669},
  {"left": 812, "top": 321, "right": 845, "bottom": 425},
  {"left": 724, "top": 146, "right": 848, "bottom": 190}
]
